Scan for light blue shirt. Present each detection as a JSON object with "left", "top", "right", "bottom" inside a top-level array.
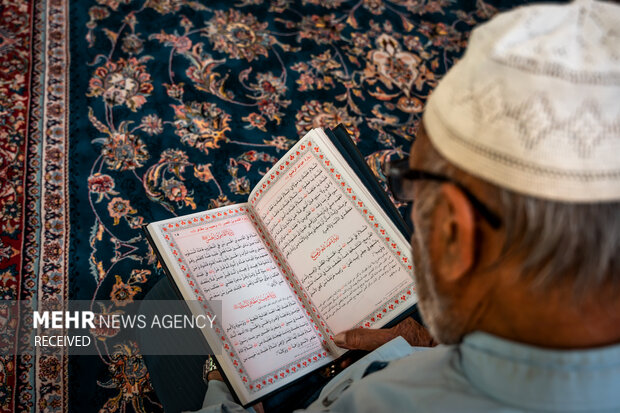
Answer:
[{"left": 192, "top": 332, "right": 620, "bottom": 412}]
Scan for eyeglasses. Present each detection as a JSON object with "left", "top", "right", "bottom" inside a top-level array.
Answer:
[{"left": 385, "top": 158, "right": 502, "bottom": 229}]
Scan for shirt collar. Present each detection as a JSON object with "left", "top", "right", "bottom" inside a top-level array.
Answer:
[{"left": 460, "top": 332, "right": 620, "bottom": 412}]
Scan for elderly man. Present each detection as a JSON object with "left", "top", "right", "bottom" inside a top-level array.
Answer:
[{"left": 197, "top": 0, "right": 620, "bottom": 411}]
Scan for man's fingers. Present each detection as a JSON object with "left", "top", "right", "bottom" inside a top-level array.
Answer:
[
  {"left": 333, "top": 318, "right": 436, "bottom": 351},
  {"left": 334, "top": 328, "right": 396, "bottom": 351}
]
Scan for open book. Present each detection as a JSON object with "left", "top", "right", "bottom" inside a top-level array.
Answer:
[{"left": 145, "top": 126, "right": 417, "bottom": 406}]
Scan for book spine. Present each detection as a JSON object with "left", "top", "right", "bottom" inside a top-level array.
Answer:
[{"left": 244, "top": 210, "right": 331, "bottom": 348}]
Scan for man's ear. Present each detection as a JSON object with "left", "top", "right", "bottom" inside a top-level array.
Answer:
[{"left": 430, "top": 183, "right": 476, "bottom": 283}]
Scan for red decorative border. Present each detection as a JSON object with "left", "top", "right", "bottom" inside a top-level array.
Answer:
[
  {"left": 156, "top": 208, "right": 329, "bottom": 394},
  {"left": 251, "top": 142, "right": 312, "bottom": 205},
  {"left": 250, "top": 137, "right": 415, "bottom": 334}
]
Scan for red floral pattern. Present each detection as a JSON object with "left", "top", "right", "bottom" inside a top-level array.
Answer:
[
  {"left": 0, "top": 0, "right": 533, "bottom": 411},
  {"left": 0, "top": 0, "right": 33, "bottom": 411},
  {"left": 1, "top": 0, "right": 72, "bottom": 410},
  {"left": 80, "top": 0, "right": 507, "bottom": 410}
]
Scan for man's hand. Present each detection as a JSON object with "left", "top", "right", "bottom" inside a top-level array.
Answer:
[
  {"left": 207, "top": 370, "right": 224, "bottom": 382},
  {"left": 334, "top": 317, "right": 436, "bottom": 351}
]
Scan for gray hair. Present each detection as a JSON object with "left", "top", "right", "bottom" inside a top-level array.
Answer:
[
  {"left": 416, "top": 138, "right": 620, "bottom": 296},
  {"left": 497, "top": 190, "right": 620, "bottom": 294}
]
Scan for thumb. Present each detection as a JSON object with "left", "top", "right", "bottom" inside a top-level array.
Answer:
[{"left": 333, "top": 328, "right": 396, "bottom": 351}]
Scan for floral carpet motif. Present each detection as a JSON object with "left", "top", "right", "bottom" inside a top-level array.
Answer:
[
  {"left": 0, "top": 0, "right": 70, "bottom": 410},
  {"left": 0, "top": 0, "right": 541, "bottom": 412}
]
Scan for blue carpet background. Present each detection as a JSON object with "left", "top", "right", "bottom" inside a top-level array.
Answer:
[{"left": 68, "top": 0, "right": 547, "bottom": 411}]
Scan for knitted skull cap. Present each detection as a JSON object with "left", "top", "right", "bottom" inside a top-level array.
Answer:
[{"left": 423, "top": 0, "right": 620, "bottom": 202}]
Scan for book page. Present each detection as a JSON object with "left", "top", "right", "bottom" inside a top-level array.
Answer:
[
  {"left": 147, "top": 206, "right": 331, "bottom": 404},
  {"left": 250, "top": 129, "right": 416, "bottom": 340}
]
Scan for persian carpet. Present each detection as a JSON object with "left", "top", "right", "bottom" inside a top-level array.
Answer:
[
  {"left": 0, "top": 0, "right": 542, "bottom": 412},
  {"left": 0, "top": 0, "right": 70, "bottom": 411}
]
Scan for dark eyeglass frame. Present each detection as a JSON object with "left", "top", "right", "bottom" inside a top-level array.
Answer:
[{"left": 385, "top": 158, "right": 502, "bottom": 229}]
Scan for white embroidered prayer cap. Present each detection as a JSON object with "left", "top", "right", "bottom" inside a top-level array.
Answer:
[{"left": 423, "top": 0, "right": 620, "bottom": 202}]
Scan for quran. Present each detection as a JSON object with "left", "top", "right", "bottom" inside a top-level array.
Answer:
[{"left": 145, "top": 126, "right": 417, "bottom": 406}]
